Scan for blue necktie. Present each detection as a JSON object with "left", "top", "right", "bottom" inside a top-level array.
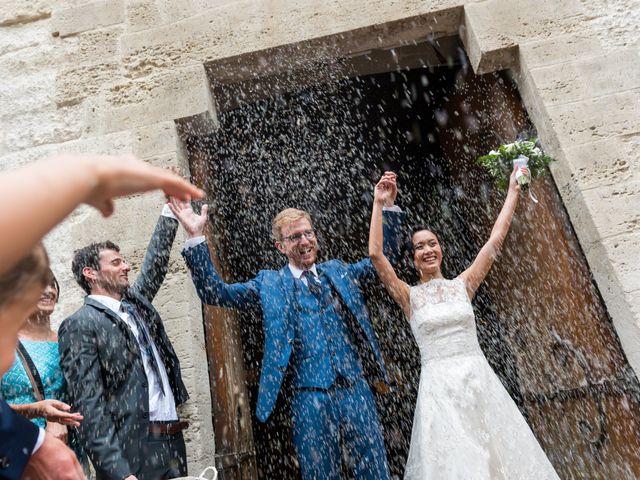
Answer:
[
  {"left": 302, "top": 270, "right": 323, "bottom": 298},
  {"left": 120, "top": 300, "right": 166, "bottom": 395}
]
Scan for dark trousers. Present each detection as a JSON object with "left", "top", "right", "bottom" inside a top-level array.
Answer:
[
  {"left": 290, "top": 379, "right": 390, "bottom": 480},
  {"left": 138, "top": 431, "right": 187, "bottom": 480}
]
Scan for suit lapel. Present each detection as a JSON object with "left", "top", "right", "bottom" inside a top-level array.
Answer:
[
  {"left": 84, "top": 297, "right": 139, "bottom": 354},
  {"left": 279, "top": 265, "right": 297, "bottom": 338},
  {"left": 318, "top": 264, "right": 354, "bottom": 314}
]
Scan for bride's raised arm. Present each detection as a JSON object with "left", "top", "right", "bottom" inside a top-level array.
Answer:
[
  {"left": 460, "top": 168, "right": 522, "bottom": 299},
  {"left": 369, "top": 172, "right": 411, "bottom": 317}
]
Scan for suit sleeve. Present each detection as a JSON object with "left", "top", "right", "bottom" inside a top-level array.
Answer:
[
  {"left": 0, "top": 400, "right": 39, "bottom": 480},
  {"left": 182, "top": 241, "right": 259, "bottom": 310},
  {"left": 58, "top": 319, "right": 132, "bottom": 480},
  {"left": 348, "top": 209, "right": 406, "bottom": 285},
  {"left": 130, "top": 215, "right": 179, "bottom": 303}
]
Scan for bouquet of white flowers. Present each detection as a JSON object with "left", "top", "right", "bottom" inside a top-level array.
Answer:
[{"left": 476, "top": 139, "right": 554, "bottom": 193}]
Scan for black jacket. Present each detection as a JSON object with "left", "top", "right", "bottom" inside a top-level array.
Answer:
[{"left": 59, "top": 215, "right": 188, "bottom": 480}]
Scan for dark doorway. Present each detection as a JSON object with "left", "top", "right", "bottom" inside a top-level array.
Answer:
[{"left": 185, "top": 43, "right": 640, "bottom": 479}]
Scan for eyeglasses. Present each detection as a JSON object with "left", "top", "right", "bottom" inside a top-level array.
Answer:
[{"left": 282, "top": 229, "right": 316, "bottom": 243}]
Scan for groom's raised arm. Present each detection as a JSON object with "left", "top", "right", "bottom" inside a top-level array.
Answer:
[{"left": 169, "top": 199, "right": 259, "bottom": 310}]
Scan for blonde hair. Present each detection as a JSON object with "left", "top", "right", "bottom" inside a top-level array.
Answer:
[{"left": 272, "top": 208, "right": 312, "bottom": 241}]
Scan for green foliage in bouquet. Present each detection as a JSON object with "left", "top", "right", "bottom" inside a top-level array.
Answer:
[{"left": 476, "top": 139, "right": 554, "bottom": 192}]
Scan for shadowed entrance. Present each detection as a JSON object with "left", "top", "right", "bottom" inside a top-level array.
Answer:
[{"left": 184, "top": 42, "right": 640, "bottom": 479}]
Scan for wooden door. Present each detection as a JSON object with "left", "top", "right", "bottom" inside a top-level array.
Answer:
[
  {"left": 435, "top": 68, "right": 640, "bottom": 479},
  {"left": 186, "top": 53, "right": 640, "bottom": 479}
]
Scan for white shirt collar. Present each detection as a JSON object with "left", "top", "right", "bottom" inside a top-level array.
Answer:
[
  {"left": 88, "top": 294, "right": 123, "bottom": 314},
  {"left": 288, "top": 263, "right": 318, "bottom": 279}
]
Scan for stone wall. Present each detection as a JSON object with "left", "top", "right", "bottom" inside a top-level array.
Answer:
[{"left": 1, "top": 0, "right": 638, "bottom": 473}]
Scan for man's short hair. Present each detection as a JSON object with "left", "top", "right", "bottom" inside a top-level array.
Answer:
[
  {"left": 272, "top": 208, "right": 312, "bottom": 241},
  {"left": 0, "top": 243, "right": 52, "bottom": 307},
  {"left": 72, "top": 241, "right": 120, "bottom": 294}
]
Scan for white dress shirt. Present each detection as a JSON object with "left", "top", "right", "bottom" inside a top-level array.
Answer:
[
  {"left": 88, "top": 294, "right": 178, "bottom": 421},
  {"left": 287, "top": 263, "right": 319, "bottom": 284}
]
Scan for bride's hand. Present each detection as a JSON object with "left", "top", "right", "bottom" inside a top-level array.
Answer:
[
  {"left": 508, "top": 167, "right": 526, "bottom": 194},
  {"left": 374, "top": 171, "right": 397, "bottom": 207}
]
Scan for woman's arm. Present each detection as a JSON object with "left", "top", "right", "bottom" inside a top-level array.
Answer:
[
  {"left": 460, "top": 168, "right": 522, "bottom": 299},
  {"left": 0, "top": 154, "right": 203, "bottom": 275},
  {"left": 369, "top": 172, "right": 411, "bottom": 317}
]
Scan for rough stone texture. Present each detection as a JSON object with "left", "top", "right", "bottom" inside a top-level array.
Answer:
[
  {"left": 51, "top": 0, "right": 125, "bottom": 38},
  {"left": 1, "top": 0, "right": 640, "bottom": 473}
]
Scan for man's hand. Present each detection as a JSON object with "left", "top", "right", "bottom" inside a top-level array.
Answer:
[
  {"left": 23, "top": 433, "right": 85, "bottom": 480},
  {"left": 168, "top": 198, "right": 209, "bottom": 238},
  {"left": 374, "top": 171, "right": 398, "bottom": 207},
  {"left": 36, "top": 399, "right": 83, "bottom": 427}
]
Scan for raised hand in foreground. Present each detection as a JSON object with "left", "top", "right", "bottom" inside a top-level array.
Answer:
[{"left": 0, "top": 154, "right": 204, "bottom": 275}]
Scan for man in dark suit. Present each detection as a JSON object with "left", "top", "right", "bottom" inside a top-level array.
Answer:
[
  {"left": 169, "top": 174, "right": 403, "bottom": 479},
  {"left": 59, "top": 206, "right": 189, "bottom": 480}
]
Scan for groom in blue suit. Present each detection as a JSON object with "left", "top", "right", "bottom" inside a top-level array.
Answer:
[{"left": 171, "top": 174, "right": 403, "bottom": 479}]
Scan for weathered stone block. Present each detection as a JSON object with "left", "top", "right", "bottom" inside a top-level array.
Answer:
[
  {"left": 578, "top": 180, "right": 640, "bottom": 241},
  {"left": 0, "top": 130, "right": 133, "bottom": 171},
  {"left": 529, "top": 48, "right": 640, "bottom": 105},
  {"left": 0, "top": 20, "right": 50, "bottom": 55},
  {"left": 120, "top": 0, "right": 463, "bottom": 78},
  {"left": 463, "top": 0, "right": 588, "bottom": 73},
  {"left": 1, "top": 103, "right": 85, "bottom": 153},
  {"left": 0, "top": 70, "right": 55, "bottom": 117},
  {"left": 546, "top": 89, "right": 640, "bottom": 147},
  {"left": 518, "top": 33, "right": 604, "bottom": 69},
  {"left": 0, "top": 0, "right": 50, "bottom": 27},
  {"left": 551, "top": 134, "right": 640, "bottom": 191},
  {"left": 125, "top": 0, "right": 163, "bottom": 33},
  {"left": 51, "top": 0, "right": 125, "bottom": 38},
  {"left": 86, "top": 64, "right": 214, "bottom": 134},
  {"left": 70, "top": 25, "right": 123, "bottom": 65},
  {"left": 55, "top": 62, "right": 121, "bottom": 107},
  {"left": 133, "top": 121, "right": 180, "bottom": 159},
  {"left": 602, "top": 232, "right": 640, "bottom": 293}
]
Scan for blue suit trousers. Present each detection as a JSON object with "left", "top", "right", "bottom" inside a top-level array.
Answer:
[{"left": 290, "top": 379, "right": 390, "bottom": 480}]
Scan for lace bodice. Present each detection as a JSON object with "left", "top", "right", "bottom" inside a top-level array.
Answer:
[{"left": 409, "top": 278, "right": 482, "bottom": 363}]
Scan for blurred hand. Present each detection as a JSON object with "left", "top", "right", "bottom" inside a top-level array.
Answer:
[
  {"left": 74, "top": 154, "right": 204, "bottom": 216},
  {"left": 45, "top": 421, "right": 68, "bottom": 444},
  {"left": 35, "top": 399, "right": 83, "bottom": 427},
  {"left": 168, "top": 197, "right": 209, "bottom": 238},
  {"left": 23, "top": 433, "right": 85, "bottom": 480},
  {"left": 124, "top": 476, "right": 138, "bottom": 480},
  {"left": 374, "top": 171, "right": 397, "bottom": 207}
]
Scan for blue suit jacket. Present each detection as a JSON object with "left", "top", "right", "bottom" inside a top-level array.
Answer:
[
  {"left": 0, "top": 400, "right": 39, "bottom": 479},
  {"left": 183, "top": 210, "right": 404, "bottom": 422}
]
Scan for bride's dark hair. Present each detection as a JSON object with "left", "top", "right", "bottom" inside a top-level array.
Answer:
[
  {"left": 402, "top": 225, "right": 444, "bottom": 284},
  {"left": 408, "top": 225, "right": 439, "bottom": 252}
]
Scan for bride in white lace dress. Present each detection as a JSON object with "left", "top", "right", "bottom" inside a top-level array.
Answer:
[{"left": 369, "top": 171, "right": 559, "bottom": 479}]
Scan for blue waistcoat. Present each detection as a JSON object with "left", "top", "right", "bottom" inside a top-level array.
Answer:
[{"left": 290, "top": 275, "right": 364, "bottom": 389}]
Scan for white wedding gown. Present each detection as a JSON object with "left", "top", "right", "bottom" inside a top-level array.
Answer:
[{"left": 404, "top": 278, "right": 560, "bottom": 480}]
